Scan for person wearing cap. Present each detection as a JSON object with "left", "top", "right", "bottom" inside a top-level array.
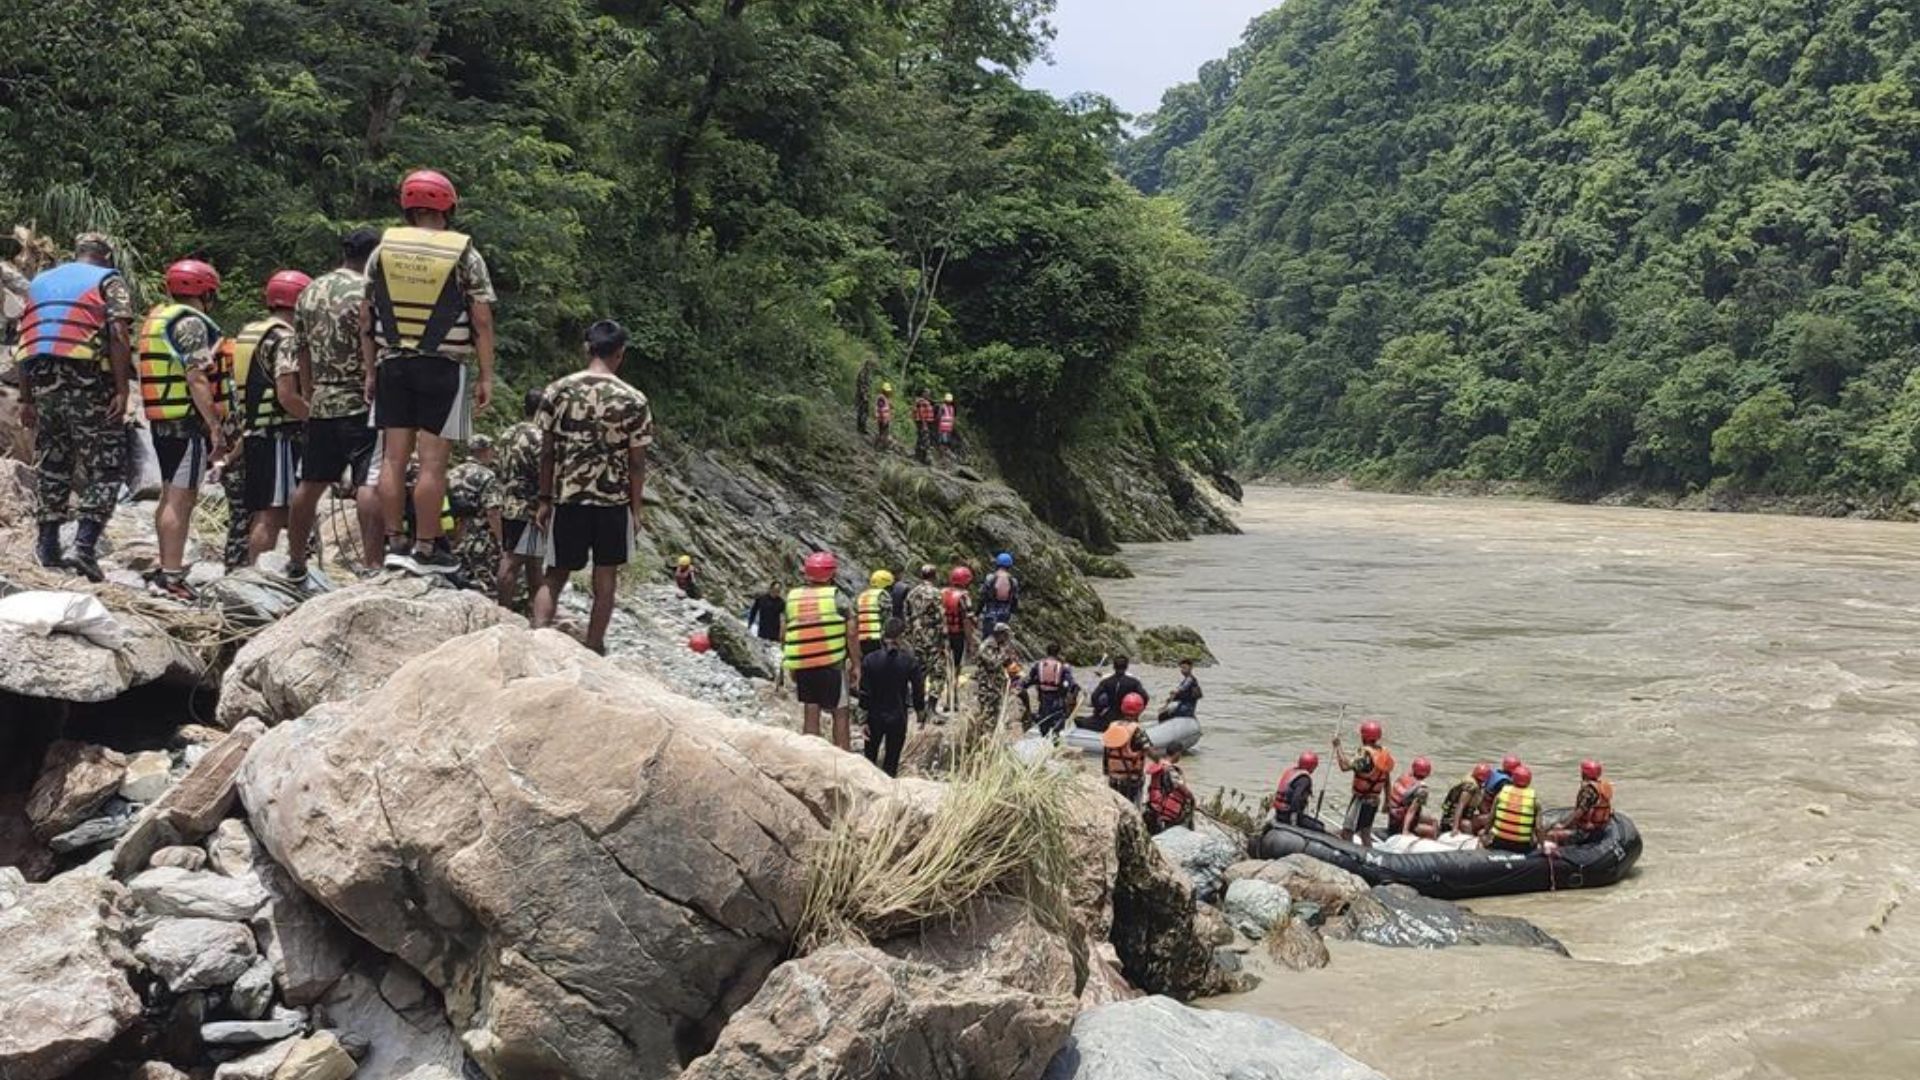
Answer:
[
  {"left": 1333, "top": 719, "right": 1396, "bottom": 847},
  {"left": 783, "top": 550, "right": 861, "bottom": 749},
  {"left": 226, "top": 269, "right": 312, "bottom": 565},
  {"left": 1087, "top": 656, "right": 1148, "bottom": 732},
  {"left": 857, "top": 617, "right": 926, "bottom": 777},
  {"left": 16, "top": 232, "right": 134, "bottom": 581},
  {"left": 445, "top": 434, "right": 502, "bottom": 590},
  {"left": 1270, "top": 751, "right": 1323, "bottom": 830},
  {"left": 138, "top": 258, "right": 227, "bottom": 601},
  {"left": 531, "top": 320, "right": 652, "bottom": 656},
  {"left": 911, "top": 389, "right": 936, "bottom": 462},
  {"left": 872, "top": 380, "right": 894, "bottom": 450},
  {"left": 362, "top": 168, "right": 497, "bottom": 577},
  {"left": 901, "top": 564, "right": 945, "bottom": 700},
  {"left": 973, "top": 620, "right": 1023, "bottom": 723}
]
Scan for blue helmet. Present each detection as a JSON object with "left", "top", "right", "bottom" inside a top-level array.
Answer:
[{"left": 995, "top": 552, "right": 1014, "bottom": 568}]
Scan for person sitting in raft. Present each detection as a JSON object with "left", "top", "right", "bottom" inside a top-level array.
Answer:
[
  {"left": 1334, "top": 720, "right": 1395, "bottom": 848},
  {"left": 1144, "top": 748, "right": 1195, "bottom": 834},
  {"left": 1385, "top": 756, "right": 1437, "bottom": 839},
  {"left": 1485, "top": 763, "right": 1540, "bottom": 853},
  {"left": 1440, "top": 762, "right": 1493, "bottom": 835},
  {"left": 1158, "top": 658, "right": 1202, "bottom": 721},
  {"left": 1085, "top": 656, "right": 1148, "bottom": 732},
  {"left": 1102, "top": 693, "right": 1150, "bottom": 803},
  {"left": 1270, "top": 751, "right": 1323, "bottom": 831},
  {"left": 1546, "top": 759, "right": 1615, "bottom": 845}
]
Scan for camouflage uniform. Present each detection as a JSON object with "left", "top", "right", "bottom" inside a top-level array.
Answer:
[
  {"left": 903, "top": 580, "right": 945, "bottom": 688},
  {"left": 496, "top": 420, "right": 541, "bottom": 526},
  {"left": 974, "top": 633, "right": 1021, "bottom": 722},
  {"left": 447, "top": 458, "right": 501, "bottom": 585},
  {"left": 218, "top": 400, "right": 249, "bottom": 568},
  {"left": 293, "top": 267, "right": 371, "bottom": 421},
  {"left": 535, "top": 371, "right": 654, "bottom": 506},
  {"left": 26, "top": 270, "right": 134, "bottom": 527}
]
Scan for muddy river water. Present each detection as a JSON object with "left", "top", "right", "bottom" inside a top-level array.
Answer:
[{"left": 1095, "top": 486, "right": 1920, "bottom": 1080}]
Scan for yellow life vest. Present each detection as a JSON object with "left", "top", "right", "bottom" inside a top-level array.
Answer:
[
  {"left": 783, "top": 586, "right": 848, "bottom": 672},
  {"left": 370, "top": 226, "right": 475, "bottom": 357},
  {"left": 1490, "top": 784, "right": 1538, "bottom": 846},
  {"left": 855, "top": 587, "right": 888, "bottom": 641},
  {"left": 232, "top": 317, "right": 293, "bottom": 431},
  {"left": 138, "top": 303, "right": 221, "bottom": 422}
]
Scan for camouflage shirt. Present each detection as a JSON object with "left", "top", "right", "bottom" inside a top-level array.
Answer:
[
  {"left": 293, "top": 267, "right": 370, "bottom": 420},
  {"left": 446, "top": 460, "right": 500, "bottom": 519},
  {"left": 365, "top": 239, "right": 495, "bottom": 366},
  {"left": 497, "top": 420, "right": 541, "bottom": 523},
  {"left": 0, "top": 260, "right": 28, "bottom": 299},
  {"left": 535, "top": 371, "right": 654, "bottom": 507}
]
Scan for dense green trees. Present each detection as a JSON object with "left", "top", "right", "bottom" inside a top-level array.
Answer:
[
  {"left": 1131, "top": 0, "right": 1920, "bottom": 500},
  {"left": 0, "top": 0, "right": 1236, "bottom": 535}
]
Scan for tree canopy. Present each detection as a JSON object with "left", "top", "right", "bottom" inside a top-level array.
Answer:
[{"left": 1130, "top": 0, "right": 1920, "bottom": 500}]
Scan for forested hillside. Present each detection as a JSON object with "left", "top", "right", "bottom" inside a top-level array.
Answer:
[
  {"left": 0, "top": 0, "right": 1238, "bottom": 543},
  {"left": 1130, "top": 0, "right": 1920, "bottom": 499}
]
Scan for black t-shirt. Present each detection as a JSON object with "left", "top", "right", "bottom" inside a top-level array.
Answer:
[
  {"left": 747, "top": 595, "right": 783, "bottom": 641},
  {"left": 1088, "top": 673, "right": 1147, "bottom": 729},
  {"left": 858, "top": 644, "right": 926, "bottom": 721}
]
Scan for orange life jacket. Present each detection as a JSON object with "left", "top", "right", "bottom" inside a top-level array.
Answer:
[
  {"left": 1387, "top": 774, "right": 1426, "bottom": 829},
  {"left": 941, "top": 587, "right": 968, "bottom": 634},
  {"left": 1574, "top": 778, "right": 1615, "bottom": 831},
  {"left": 1351, "top": 745, "right": 1393, "bottom": 798},
  {"left": 1147, "top": 763, "right": 1193, "bottom": 827},
  {"left": 1104, "top": 724, "right": 1144, "bottom": 785},
  {"left": 1273, "top": 767, "right": 1310, "bottom": 815}
]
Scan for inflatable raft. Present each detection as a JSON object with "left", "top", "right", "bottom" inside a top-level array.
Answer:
[
  {"left": 1059, "top": 714, "right": 1204, "bottom": 755},
  {"left": 1253, "top": 812, "right": 1641, "bottom": 900}
]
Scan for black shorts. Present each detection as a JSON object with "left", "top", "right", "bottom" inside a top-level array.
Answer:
[
  {"left": 301, "top": 414, "right": 376, "bottom": 488},
  {"left": 793, "top": 666, "right": 844, "bottom": 709},
  {"left": 1343, "top": 795, "right": 1380, "bottom": 835},
  {"left": 945, "top": 632, "right": 967, "bottom": 666},
  {"left": 374, "top": 355, "right": 470, "bottom": 440},
  {"left": 1488, "top": 836, "right": 1533, "bottom": 854},
  {"left": 549, "top": 504, "right": 631, "bottom": 571},
  {"left": 242, "top": 431, "right": 300, "bottom": 511},
  {"left": 153, "top": 429, "right": 208, "bottom": 490},
  {"left": 501, "top": 519, "right": 530, "bottom": 557}
]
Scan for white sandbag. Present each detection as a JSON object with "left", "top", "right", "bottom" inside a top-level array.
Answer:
[{"left": 0, "top": 590, "right": 127, "bottom": 648}]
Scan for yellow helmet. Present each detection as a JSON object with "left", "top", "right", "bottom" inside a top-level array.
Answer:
[
  {"left": 676, "top": 555, "right": 692, "bottom": 568},
  {"left": 871, "top": 569, "right": 895, "bottom": 589},
  {"left": 943, "top": 392, "right": 954, "bottom": 403},
  {"left": 880, "top": 382, "right": 893, "bottom": 394}
]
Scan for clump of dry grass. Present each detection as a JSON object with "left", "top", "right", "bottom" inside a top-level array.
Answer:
[{"left": 798, "top": 739, "right": 1074, "bottom": 950}]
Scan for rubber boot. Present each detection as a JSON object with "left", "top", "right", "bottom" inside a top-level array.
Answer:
[
  {"left": 35, "top": 522, "right": 62, "bottom": 568},
  {"left": 65, "top": 519, "right": 105, "bottom": 583}
]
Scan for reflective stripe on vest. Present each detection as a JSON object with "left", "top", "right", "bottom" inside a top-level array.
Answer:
[
  {"left": 1273, "top": 767, "right": 1307, "bottom": 814},
  {"left": 1490, "top": 784, "right": 1538, "bottom": 845},
  {"left": 856, "top": 587, "right": 887, "bottom": 641},
  {"left": 139, "top": 304, "right": 221, "bottom": 422},
  {"left": 19, "top": 263, "right": 117, "bottom": 364},
  {"left": 941, "top": 588, "right": 968, "bottom": 634},
  {"left": 783, "top": 586, "right": 847, "bottom": 672},
  {"left": 1351, "top": 745, "right": 1392, "bottom": 797},
  {"left": 232, "top": 318, "right": 293, "bottom": 431},
  {"left": 440, "top": 497, "right": 455, "bottom": 536},
  {"left": 370, "top": 226, "right": 474, "bottom": 357}
]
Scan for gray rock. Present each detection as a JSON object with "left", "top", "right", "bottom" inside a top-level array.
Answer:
[
  {"left": 212, "top": 1037, "right": 298, "bottom": 1080},
  {"left": 203, "top": 568, "right": 307, "bottom": 629},
  {"left": 112, "top": 719, "right": 268, "bottom": 880},
  {"left": 118, "top": 750, "right": 175, "bottom": 803},
  {"left": 314, "top": 963, "right": 465, "bottom": 1080},
  {"left": 203, "top": 1017, "right": 304, "bottom": 1045},
  {"left": 0, "top": 614, "right": 202, "bottom": 703},
  {"left": 131, "top": 866, "right": 269, "bottom": 920},
  {"left": 250, "top": 861, "right": 356, "bottom": 1006},
  {"left": 1223, "top": 878, "right": 1293, "bottom": 938},
  {"left": 0, "top": 866, "right": 23, "bottom": 909},
  {"left": 232, "top": 957, "right": 277, "bottom": 1019},
  {"left": 272, "top": 1031, "right": 358, "bottom": 1080},
  {"left": 1043, "top": 996, "right": 1386, "bottom": 1080},
  {"left": 150, "top": 845, "right": 209, "bottom": 872},
  {"left": 1267, "top": 916, "right": 1332, "bottom": 971},
  {"left": 131, "top": 1063, "right": 192, "bottom": 1080},
  {"left": 48, "top": 797, "right": 139, "bottom": 854},
  {"left": 1334, "top": 884, "right": 1570, "bottom": 954},
  {"left": 136, "top": 917, "right": 257, "bottom": 991},
  {"left": 24, "top": 741, "right": 126, "bottom": 840},
  {"left": 1150, "top": 825, "right": 1240, "bottom": 903},
  {"left": 1226, "top": 854, "right": 1372, "bottom": 917},
  {"left": 0, "top": 875, "right": 142, "bottom": 1080},
  {"left": 207, "top": 818, "right": 262, "bottom": 877}
]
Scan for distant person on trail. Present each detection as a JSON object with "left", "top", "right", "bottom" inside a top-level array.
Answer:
[
  {"left": 747, "top": 580, "right": 784, "bottom": 643},
  {"left": 1386, "top": 756, "right": 1436, "bottom": 838},
  {"left": 978, "top": 552, "right": 1018, "bottom": 638},
  {"left": 494, "top": 388, "right": 545, "bottom": 610},
  {"left": 17, "top": 232, "right": 133, "bottom": 581},
  {"left": 783, "top": 550, "right": 861, "bottom": 750},
  {"left": 854, "top": 358, "right": 873, "bottom": 436},
  {"left": 1441, "top": 762, "right": 1494, "bottom": 835},
  {"left": 1160, "top": 658, "right": 1202, "bottom": 720},
  {"left": 1334, "top": 720, "right": 1395, "bottom": 847},
  {"left": 1486, "top": 763, "right": 1540, "bottom": 853},
  {"left": 139, "top": 258, "right": 227, "bottom": 601},
  {"left": 530, "top": 320, "right": 653, "bottom": 656},
  {"left": 912, "top": 390, "right": 935, "bottom": 462},
  {"left": 856, "top": 570, "right": 894, "bottom": 657},
  {"left": 288, "top": 227, "right": 384, "bottom": 582},
  {"left": 857, "top": 617, "right": 925, "bottom": 777},
  {"left": 362, "top": 168, "right": 497, "bottom": 577},
  {"left": 873, "top": 381, "right": 893, "bottom": 450},
  {"left": 936, "top": 392, "right": 957, "bottom": 461},
  {"left": 1547, "top": 759, "right": 1615, "bottom": 845},
  {"left": 232, "top": 269, "right": 311, "bottom": 566},
  {"left": 1270, "top": 751, "right": 1323, "bottom": 831},
  {"left": 674, "top": 554, "right": 701, "bottom": 599},
  {"left": 1087, "top": 656, "right": 1148, "bottom": 732},
  {"left": 888, "top": 564, "right": 914, "bottom": 616},
  {"left": 936, "top": 565, "right": 976, "bottom": 709},
  {"left": 1019, "top": 642, "right": 1080, "bottom": 737}
]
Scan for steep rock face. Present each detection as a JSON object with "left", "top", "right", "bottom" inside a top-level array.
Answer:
[
  {"left": 238, "top": 625, "right": 859, "bottom": 1080},
  {"left": 0, "top": 874, "right": 141, "bottom": 1080},
  {"left": 1062, "top": 782, "right": 1218, "bottom": 999}
]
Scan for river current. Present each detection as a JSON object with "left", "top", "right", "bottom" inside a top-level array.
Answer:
[{"left": 1095, "top": 486, "right": 1920, "bottom": 1080}]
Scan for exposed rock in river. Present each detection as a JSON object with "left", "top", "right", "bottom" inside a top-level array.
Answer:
[
  {"left": 1042, "top": 995, "right": 1385, "bottom": 1080},
  {"left": 1334, "top": 883, "right": 1570, "bottom": 954}
]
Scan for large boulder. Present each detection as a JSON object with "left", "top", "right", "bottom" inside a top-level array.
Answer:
[
  {"left": 1222, "top": 878, "right": 1293, "bottom": 937},
  {"left": 218, "top": 577, "right": 521, "bottom": 727},
  {"left": 24, "top": 739, "right": 125, "bottom": 840},
  {"left": 1064, "top": 782, "right": 1218, "bottom": 999},
  {"left": 682, "top": 944, "right": 1074, "bottom": 1080},
  {"left": 239, "top": 625, "right": 849, "bottom": 1079},
  {"left": 0, "top": 593, "right": 204, "bottom": 702},
  {"left": 1226, "top": 854, "right": 1371, "bottom": 917},
  {"left": 1042, "top": 996, "right": 1386, "bottom": 1080},
  {"left": 0, "top": 875, "right": 141, "bottom": 1080},
  {"left": 1150, "top": 824, "right": 1239, "bottom": 904},
  {"left": 136, "top": 917, "right": 258, "bottom": 991},
  {"left": 1334, "top": 884, "right": 1569, "bottom": 953}
]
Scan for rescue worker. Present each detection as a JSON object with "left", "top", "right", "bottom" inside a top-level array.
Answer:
[
  {"left": 747, "top": 580, "right": 784, "bottom": 643},
  {"left": 936, "top": 392, "right": 957, "bottom": 461},
  {"left": 902, "top": 564, "right": 944, "bottom": 709},
  {"left": 445, "top": 435, "right": 502, "bottom": 589},
  {"left": 1333, "top": 720, "right": 1395, "bottom": 847},
  {"left": 873, "top": 381, "right": 893, "bottom": 450},
  {"left": 674, "top": 554, "right": 701, "bottom": 599},
  {"left": 888, "top": 566, "right": 914, "bottom": 620},
  {"left": 1102, "top": 693, "right": 1150, "bottom": 803},
  {"left": 911, "top": 389, "right": 935, "bottom": 462},
  {"left": 361, "top": 169, "right": 497, "bottom": 576},
  {"left": 1160, "top": 658, "right": 1203, "bottom": 720},
  {"left": 1087, "top": 656, "right": 1148, "bottom": 732},
  {"left": 1548, "top": 759, "right": 1615, "bottom": 844},
  {"left": 856, "top": 569, "right": 894, "bottom": 656},
  {"left": 1386, "top": 756, "right": 1436, "bottom": 839},
  {"left": 139, "top": 259, "right": 227, "bottom": 600},
  {"left": 287, "top": 227, "right": 383, "bottom": 583},
  {"left": 231, "top": 270, "right": 310, "bottom": 564},
  {"left": 1145, "top": 748, "right": 1195, "bottom": 834},
  {"left": 211, "top": 336, "right": 250, "bottom": 570},
  {"left": 854, "top": 358, "right": 873, "bottom": 436},
  {"left": 978, "top": 552, "right": 1019, "bottom": 639},
  {"left": 530, "top": 321, "right": 653, "bottom": 656},
  {"left": 1486, "top": 764, "right": 1540, "bottom": 853},
  {"left": 493, "top": 388, "right": 544, "bottom": 609},
  {"left": 17, "top": 233, "right": 133, "bottom": 581},
  {"left": 937, "top": 566, "right": 976, "bottom": 710},
  {"left": 1270, "top": 751, "right": 1323, "bottom": 830},
  {"left": 1441, "top": 762, "right": 1494, "bottom": 835},
  {"left": 857, "top": 617, "right": 925, "bottom": 777},
  {"left": 973, "top": 621, "right": 1022, "bottom": 723},
  {"left": 1486, "top": 754, "right": 1523, "bottom": 799},
  {"left": 781, "top": 550, "right": 861, "bottom": 750},
  {"left": 1018, "top": 642, "right": 1080, "bottom": 736}
]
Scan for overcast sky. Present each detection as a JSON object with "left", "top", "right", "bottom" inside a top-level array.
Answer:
[{"left": 1022, "top": 0, "right": 1279, "bottom": 117}]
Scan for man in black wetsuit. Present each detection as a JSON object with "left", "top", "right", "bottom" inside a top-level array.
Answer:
[
  {"left": 1160, "top": 658, "right": 1202, "bottom": 720},
  {"left": 857, "top": 618, "right": 926, "bottom": 777},
  {"left": 1086, "top": 655, "right": 1148, "bottom": 732}
]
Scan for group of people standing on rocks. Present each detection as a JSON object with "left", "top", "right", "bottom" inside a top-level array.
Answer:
[
  {"left": 5, "top": 169, "right": 656, "bottom": 657},
  {"left": 855, "top": 362, "right": 959, "bottom": 464},
  {"left": 1269, "top": 720, "right": 1618, "bottom": 854}
]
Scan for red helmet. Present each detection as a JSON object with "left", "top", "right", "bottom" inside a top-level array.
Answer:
[
  {"left": 1359, "top": 719, "right": 1383, "bottom": 743},
  {"left": 1120, "top": 692, "right": 1146, "bottom": 718},
  {"left": 1297, "top": 751, "right": 1319, "bottom": 772},
  {"left": 1581, "top": 759, "right": 1604, "bottom": 781},
  {"left": 1511, "top": 765, "right": 1533, "bottom": 788},
  {"left": 165, "top": 259, "right": 221, "bottom": 299},
  {"left": 399, "top": 169, "right": 458, "bottom": 213},
  {"left": 264, "top": 270, "right": 312, "bottom": 310},
  {"left": 950, "top": 565, "right": 974, "bottom": 588},
  {"left": 1411, "top": 757, "right": 1432, "bottom": 779},
  {"left": 803, "top": 551, "right": 837, "bottom": 583},
  {"left": 1501, "top": 754, "right": 1522, "bottom": 773},
  {"left": 1471, "top": 762, "right": 1492, "bottom": 783}
]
